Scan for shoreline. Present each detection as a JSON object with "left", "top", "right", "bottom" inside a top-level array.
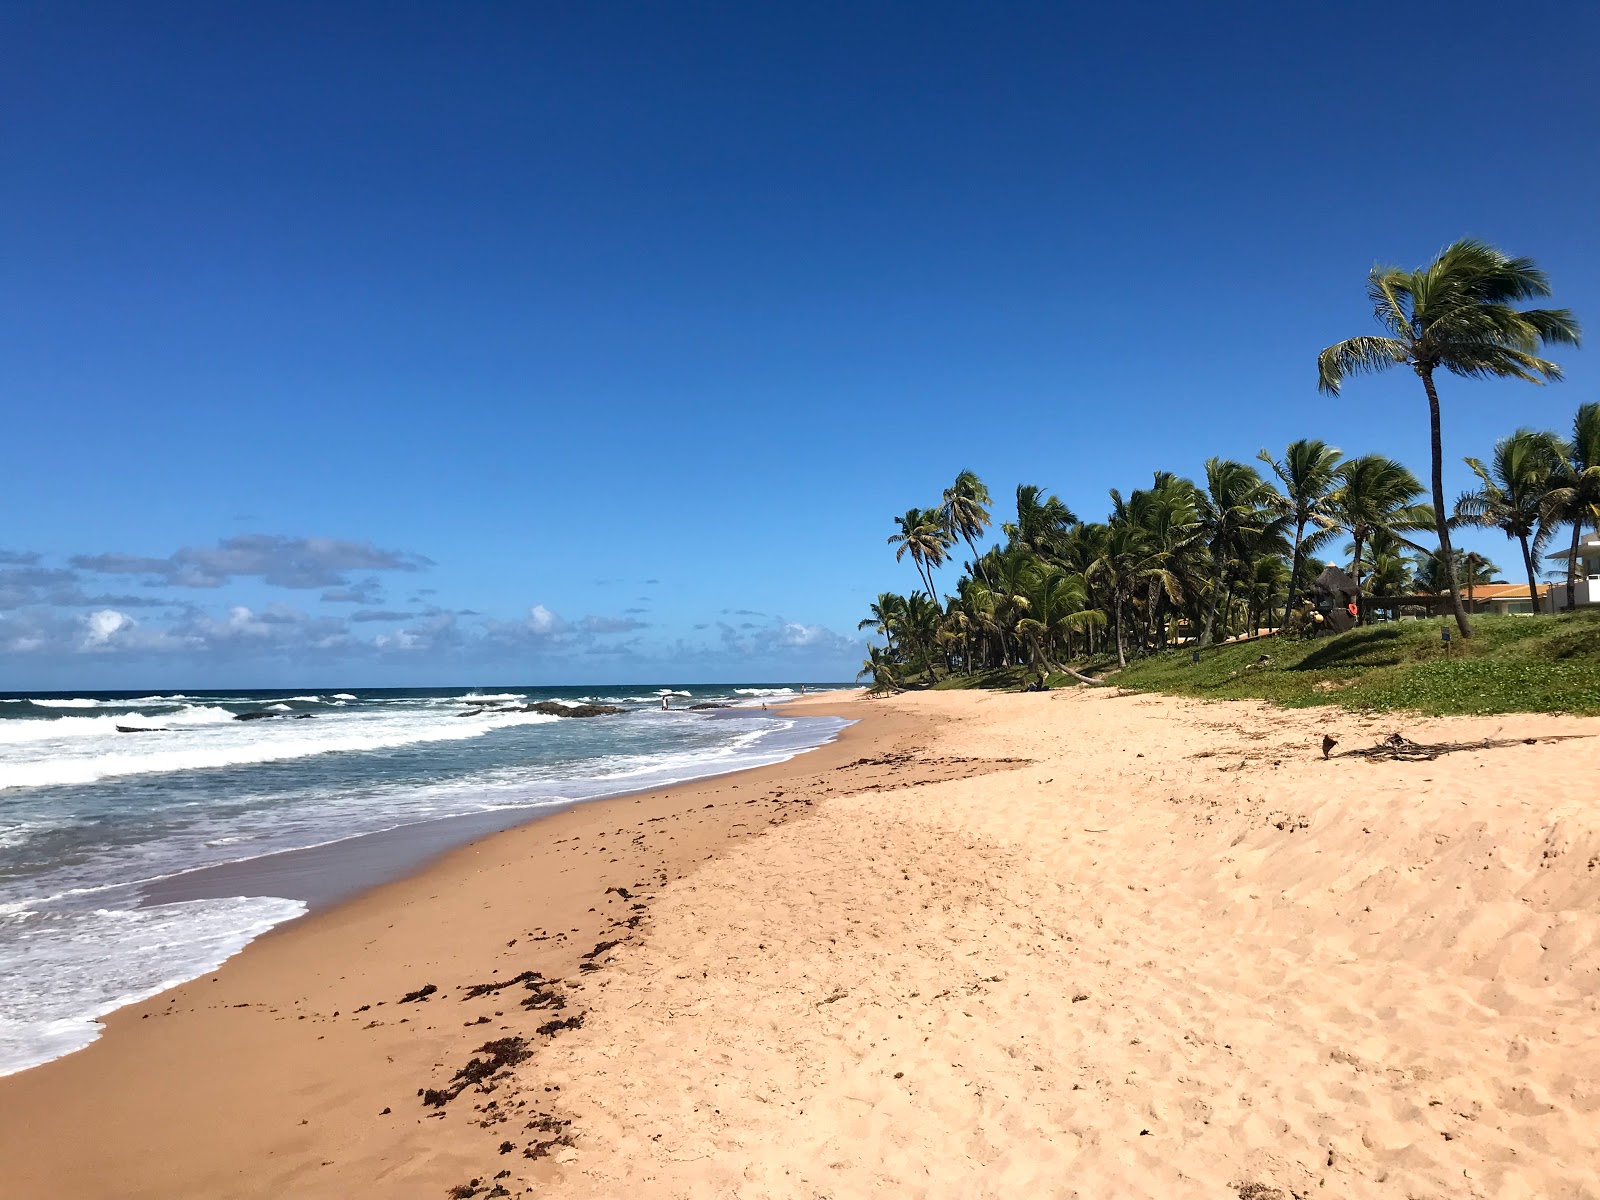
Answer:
[
  {"left": 138, "top": 704, "right": 852, "bottom": 913},
  {"left": 5, "top": 685, "right": 1596, "bottom": 1197},
  {"left": 0, "top": 689, "right": 893, "bottom": 1199}
]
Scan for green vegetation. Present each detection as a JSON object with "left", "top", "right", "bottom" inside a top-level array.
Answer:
[
  {"left": 857, "top": 241, "right": 1596, "bottom": 717},
  {"left": 1112, "top": 611, "right": 1600, "bottom": 716}
]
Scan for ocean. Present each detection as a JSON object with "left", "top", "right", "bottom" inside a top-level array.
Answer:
[{"left": 0, "top": 683, "right": 852, "bottom": 1076}]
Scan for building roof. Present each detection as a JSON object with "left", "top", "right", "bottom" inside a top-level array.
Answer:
[{"left": 1466, "top": 583, "right": 1551, "bottom": 601}]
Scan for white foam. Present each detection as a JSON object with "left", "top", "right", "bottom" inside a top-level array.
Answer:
[
  {"left": 461, "top": 693, "right": 525, "bottom": 702},
  {"left": 331, "top": 694, "right": 357, "bottom": 701},
  {"left": 28, "top": 698, "right": 102, "bottom": 709},
  {"left": 263, "top": 703, "right": 294, "bottom": 712},
  {"left": 0, "top": 708, "right": 562, "bottom": 791},
  {"left": 734, "top": 688, "right": 797, "bottom": 696},
  {"left": 0, "top": 896, "right": 306, "bottom": 1076},
  {"left": 0, "top": 705, "right": 239, "bottom": 745}
]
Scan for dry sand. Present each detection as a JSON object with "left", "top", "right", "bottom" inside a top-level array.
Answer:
[{"left": 3, "top": 687, "right": 1598, "bottom": 1199}]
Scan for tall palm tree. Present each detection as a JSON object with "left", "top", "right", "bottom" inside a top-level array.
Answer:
[
  {"left": 1542, "top": 403, "right": 1600, "bottom": 610},
  {"left": 1329, "top": 454, "right": 1433, "bottom": 597},
  {"left": 1454, "top": 429, "right": 1566, "bottom": 613},
  {"left": 887, "top": 508, "right": 949, "bottom": 601},
  {"left": 1258, "top": 439, "right": 1342, "bottom": 617},
  {"left": 942, "top": 470, "right": 994, "bottom": 588},
  {"left": 1317, "top": 239, "right": 1580, "bottom": 638}
]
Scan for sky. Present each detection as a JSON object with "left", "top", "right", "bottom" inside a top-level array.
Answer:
[{"left": 2, "top": 1, "right": 1596, "bottom": 689}]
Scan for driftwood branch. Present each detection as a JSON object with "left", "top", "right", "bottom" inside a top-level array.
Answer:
[{"left": 1337, "top": 732, "right": 1591, "bottom": 763}]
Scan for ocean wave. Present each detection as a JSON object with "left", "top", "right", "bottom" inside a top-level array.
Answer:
[
  {"left": 263, "top": 703, "right": 294, "bottom": 712},
  {"left": 26, "top": 698, "right": 103, "bottom": 709},
  {"left": 0, "top": 896, "right": 307, "bottom": 1076},
  {"left": 0, "top": 709, "right": 563, "bottom": 790},
  {"left": 0, "top": 705, "right": 240, "bottom": 745},
  {"left": 460, "top": 693, "right": 526, "bottom": 703},
  {"left": 331, "top": 693, "right": 357, "bottom": 701},
  {"left": 734, "top": 687, "right": 797, "bottom": 696}
]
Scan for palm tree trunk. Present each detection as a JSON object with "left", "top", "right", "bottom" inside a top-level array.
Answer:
[
  {"left": 1286, "top": 517, "right": 1306, "bottom": 616},
  {"left": 1200, "top": 568, "right": 1221, "bottom": 648},
  {"left": 1351, "top": 532, "right": 1365, "bottom": 623},
  {"left": 1114, "top": 596, "right": 1127, "bottom": 668},
  {"left": 1421, "top": 368, "right": 1473, "bottom": 637},
  {"left": 1518, "top": 534, "right": 1541, "bottom": 616}
]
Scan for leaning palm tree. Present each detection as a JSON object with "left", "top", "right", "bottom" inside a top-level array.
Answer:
[
  {"left": 887, "top": 508, "right": 949, "bottom": 601},
  {"left": 1317, "top": 239, "right": 1580, "bottom": 637},
  {"left": 1542, "top": 403, "right": 1600, "bottom": 610},
  {"left": 1454, "top": 429, "right": 1566, "bottom": 614},
  {"left": 1329, "top": 455, "right": 1434, "bottom": 597},
  {"left": 942, "top": 470, "right": 994, "bottom": 588},
  {"left": 856, "top": 645, "right": 902, "bottom": 690},
  {"left": 1258, "top": 439, "right": 1342, "bottom": 618}
]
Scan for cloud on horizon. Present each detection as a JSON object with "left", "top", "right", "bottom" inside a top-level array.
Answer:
[{"left": 0, "top": 537, "right": 862, "bottom": 682}]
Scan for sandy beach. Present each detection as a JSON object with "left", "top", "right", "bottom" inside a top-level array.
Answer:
[{"left": 3, "top": 686, "right": 1599, "bottom": 1199}]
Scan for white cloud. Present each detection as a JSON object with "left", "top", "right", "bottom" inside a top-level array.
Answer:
[
  {"left": 82, "top": 608, "right": 133, "bottom": 648},
  {"left": 527, "top": 604, "right": 562, "bottom": 634}
]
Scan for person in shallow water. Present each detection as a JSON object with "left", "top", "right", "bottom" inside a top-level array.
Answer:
[{"left": 660, "top": 695, "right": 669, "bottom": 710}]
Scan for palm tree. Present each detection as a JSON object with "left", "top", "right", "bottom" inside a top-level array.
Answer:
[
  {"left": 1329, "top": 454, "right": 1433, "bottom": 597},
  {"left": 1454, "top": 429, "right": 1566, "bottom": 613},
  {"left": 1357, "top": 529, "right": 1414, "bottom": 598},
  {"left": 1088, "top": 521, "right": 1182, "bottom": 667},
  {"left": 1013, "top": 562, "right": 1102, "bottom": 671},
  {"left": 1003, "top": 485, "right": 1078, "bottom": 561},
  {"left": 1195, "top": 458, "right": 1286, "bottom": 646},
  {"left": 1414, "top": 548, "right": 1498, "bottom": 598},
  {"left": 1258, "top": 439, "right": 1342, "bottom": 618},
  {"left": 856, "top": 645, "right": 902, "bottom": 690},
  {"left": 858, "top": 592, "right": 909, "bottom": 653},
  {"left": 942, "top": 470, "right": 994, "bottom": 588},
  {"left": 1542, "top": 403, "right": 1600, "bottom": 610},
  {"left": 1317, "top": 239, "right": 1580, "bottom": 638},
  {"left": 887, "top": 508, "right": 949, "bottom": 601},
  {"left": 902, "top": 591, "right": 944, "bottom": 683}
]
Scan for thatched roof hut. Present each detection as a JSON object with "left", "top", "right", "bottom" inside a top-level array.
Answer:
[{"left": 1309, "top": 564, "right": 1361, "bottom": 632}]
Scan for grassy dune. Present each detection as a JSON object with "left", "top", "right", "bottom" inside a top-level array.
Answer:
[{"left": 1110, "top": 610, "right": 1600, "bottom": 715}]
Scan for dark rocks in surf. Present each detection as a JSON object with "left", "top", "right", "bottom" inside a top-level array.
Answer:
[
  {"left": 234, "top": 711, "right": 279, "bottom": 721},
  {"left": 688, "top": 702, "right": 731, "bottom": 710},
  {"left": 115, "top": 724, "right": 167, "bottom": 733},
  {"left": 457, "top": 702, "right": 623, "bottom": 719}
]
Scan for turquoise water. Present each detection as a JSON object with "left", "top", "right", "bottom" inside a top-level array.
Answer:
[{"left": 0, "top": 683, "right": 851, "bottom": 1075}]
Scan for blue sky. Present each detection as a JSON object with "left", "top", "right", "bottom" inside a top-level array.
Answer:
[{"left": 3, "top": 1, "right": 1596, "bottom": 688}]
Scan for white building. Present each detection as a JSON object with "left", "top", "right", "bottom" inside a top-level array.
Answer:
[{"left": 1544, "top": 534, "right": 1600, "bottom": 611}]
